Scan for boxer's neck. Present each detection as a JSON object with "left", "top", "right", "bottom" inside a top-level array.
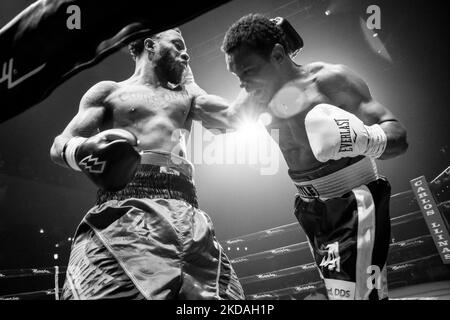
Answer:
[
  {"left": 269, "top": 61, "right": 305, "bottom": 97},
  {"left": 278, "top": 61, "right": 305, "bottom": 86},
  {"left": 131, "top": 58, "right": 166, "bottom": 87}
]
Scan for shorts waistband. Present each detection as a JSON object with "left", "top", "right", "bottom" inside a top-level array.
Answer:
[
  {"left": 96, "top": 163, "right": 198, "bottom": 208},
  {"left": 140, "top": 150, "right": 194, "bottom": 180},
  {"left": 292, "top": 157, "right": 379, "bottom": 201}
]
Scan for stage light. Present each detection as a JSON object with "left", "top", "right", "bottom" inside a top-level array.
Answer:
[
  {"left": 55, "top": 244, "right": 59, "bottom": 248},
  {"left": 67, "top": 237, "right": 72, "bottom": 241},
  {"left": 237, "top": 120, "right": 261, "bottom": 140},
  {"left": 360, "top": 17, "right": 392, "bottom": 62},
  {"left": 53, "top": 253, "right": 59, "bottom": 260},
  {"left": 325, "top": 10, "right": 331, "bottom": 16},
  {"left": 39, "top": 229, "right": 44, "bottom": 234},
  {"left": 258, "top": 112, "right": 272, "bottom": 126}
]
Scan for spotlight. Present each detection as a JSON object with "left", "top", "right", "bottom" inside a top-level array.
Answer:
[
  {"left": 67, "top": 237, "right": 72, "bottom": 241},
  {"left": 53, "top": 253, "right": 59, "bottom": 260},
  {"left": 39, "top": 229, "right": 44, "bottom": 234},
  {"left": 244, "top": 247, "right": 248, "bottom": 251},
  {"left": 238, "top": 120, "right": 260, "bottom": 137},
  {"left": 55, "top": 244, "right": 59, "bottom": 248},
  {"left": 258, "top": 112, "right": 272, "bottom": 126},
  {"left": 373, "top": 33, "right": 378, "bottom": 37},
  {"left": 236, "top": 247, "right": 240, "bottom": 251},
  {"left": 325, "top": 10, "right": 331, "bottom": 16}
]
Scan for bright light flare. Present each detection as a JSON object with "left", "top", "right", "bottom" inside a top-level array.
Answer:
[
  {"left": 236, "top": 120, "right": 264, "bottom": 142},
  {"left": 258, "top": 112, "right": 272, "bottom": 126}
]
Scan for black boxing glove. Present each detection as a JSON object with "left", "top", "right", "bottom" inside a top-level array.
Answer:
[{"left": 62, "top": 129, "right": 141, "bottom": 191}]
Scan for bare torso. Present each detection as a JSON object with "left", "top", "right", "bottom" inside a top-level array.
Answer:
[
  {"left": 266, "top": 62, "right": 364, "bottom": 180},
  {"left": 86, "top": 63, "right": 365, "bottom": 177},
  {"left": 101, "top": 80, "right": 195, "bottom": 157}
]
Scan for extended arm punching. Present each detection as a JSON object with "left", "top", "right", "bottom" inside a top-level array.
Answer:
[{"left": 184, "top": 66, "right": 250, "bottom": 132}]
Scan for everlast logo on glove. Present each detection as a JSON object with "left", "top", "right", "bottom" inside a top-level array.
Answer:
[
  {"left": 305, "top": 103, "right": 387, "bottom": 162},
  {"left": 334, "top": 119, "right": 353, "bottom": 153}
]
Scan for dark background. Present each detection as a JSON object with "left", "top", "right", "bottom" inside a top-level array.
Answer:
[{"left": 0, "top": 0, "right": 449, "bottom": 274}]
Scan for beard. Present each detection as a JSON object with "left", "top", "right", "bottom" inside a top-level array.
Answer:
[{"left": 154, "top": 49, "right": 185, "bottom": 85}]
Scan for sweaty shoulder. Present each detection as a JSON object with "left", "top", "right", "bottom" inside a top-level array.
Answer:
[
  {"left": 304, "top": 61, "right": 329, "bottom": 74},
  {"left": 80, "top": 81, "right": 119, "bottom": 109},
  {"left": 307, "top": 62, "right": 371, "bottom": 105},
  {"left": 306, "top": 62, "right": 351, "bottom": 83}
]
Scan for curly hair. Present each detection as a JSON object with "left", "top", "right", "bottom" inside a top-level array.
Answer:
[
  {"left": 128, "top": 28, "right": 182, "bottom": 60},
  {"left": 221, "top": 13, "right": 289, "bottom": 58}
]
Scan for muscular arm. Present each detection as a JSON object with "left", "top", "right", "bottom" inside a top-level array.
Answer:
[
  {"left": 190, "top": 90, "right": 267, "bottom": 132},
  {"left": 49, "top": 81, "right": 114, "bottom": 167},
  {"left": 319, "top": 64, "right": 409, "bottom": 159},
  {"left": 184, "top": 65, "right": 232, "bottom": 132},
  {"left": 190, "top": 94, "right": 237, "bottom": 131},
  {"left": 185, "top": 66, "right": 259, "bottom": 132}
]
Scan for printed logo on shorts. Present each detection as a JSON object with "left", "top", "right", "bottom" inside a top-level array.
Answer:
[
  {"left": 296, "top": 184, "right": 319, "bottom": 198},
  {"left": 324, "top": 279, "right": 355, "bottom": 300},
  {"left": 160, "top": 167, "right": 180, "bottom": 176},
  {"left": 319, "top": 242, "right": 341, "bottom": 272},
  {"left": 65, "top": 238, "right": 115, "bottom": 299}
]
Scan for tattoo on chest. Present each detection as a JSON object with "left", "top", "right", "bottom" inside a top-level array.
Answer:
[{"left": 116, "top": 89, "right": 190, "bottom": 107}]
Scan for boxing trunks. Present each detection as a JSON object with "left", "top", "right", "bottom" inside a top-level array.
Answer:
[
  {"left": 290, "top": 156, "right": 391, "bottom": 300},
  {"left": 62, "top": 151, "right": 244, "bottom": 300}
]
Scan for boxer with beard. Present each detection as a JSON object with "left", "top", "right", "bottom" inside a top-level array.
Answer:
[{"left": 50, "top": 28, "right": 244, "bottom": 300}]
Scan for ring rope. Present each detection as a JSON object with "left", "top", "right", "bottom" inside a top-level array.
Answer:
[
  {"left": 0, "top": 267, "right": 66, "bottom": 280},
  {"left": 0, "top": 289, "right": 60, "bottom": 300},
  {"left": 230, "top": 233, "right": 434, "bottom": 266},
  {"left": 222, "top": 166, "right": 449, "bottom": 246},
  {"left": 246, "top": 281, "right": 326, "bottom": 300},
  {"left": 1, "top": 168, "right": 448, "bottom": 298},
  {"left": 244, "top": 253, "right": 442, "bottom": 299},
  {"left": 222, "top": 204, "right": 445, "bottom": 247}
]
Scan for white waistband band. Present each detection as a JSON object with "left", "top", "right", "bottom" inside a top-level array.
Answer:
[
  {"left": 293, "top": 157, "right": 379, "bottom": 200},
  {"left": 139, "top": 150, "right": 194, "bottom": 179}
]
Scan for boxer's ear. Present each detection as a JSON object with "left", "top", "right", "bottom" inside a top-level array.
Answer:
[
  {"left": 270, "top": 43, "right": 286, "bottom": 65},
  {"left": 144, "top": 38, "right": 156, "bottom": 54}
]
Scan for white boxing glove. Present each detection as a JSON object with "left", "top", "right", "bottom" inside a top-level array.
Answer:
[{"left": 305, "top": 104, "right": 387, "bottom": 162}]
